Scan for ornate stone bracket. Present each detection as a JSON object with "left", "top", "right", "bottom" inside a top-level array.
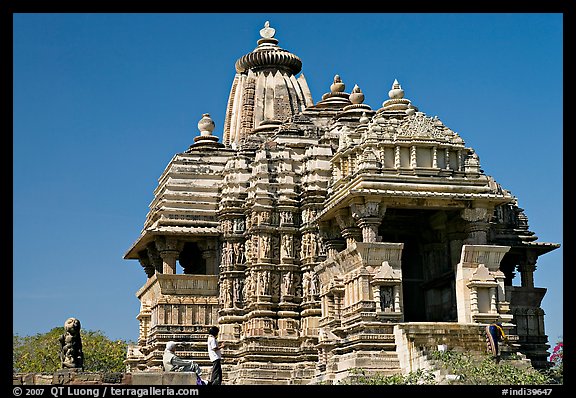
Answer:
[
  {"left": 318, "top": 221, "right": 346, "bottom": 258},
  {"left": 335, "top": 208, "right": 361, "bottom": 247}
]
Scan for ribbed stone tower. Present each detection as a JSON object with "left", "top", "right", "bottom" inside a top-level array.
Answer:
[
  {"left": 124, "top": 21, "right": 559, "bottom": 383},
  {"left": 222, "top": 21, "right": 313, "bottom": 148}
]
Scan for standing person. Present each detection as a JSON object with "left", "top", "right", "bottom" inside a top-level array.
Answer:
[
  {"left": 207, "top": 326, "right": 224, "bottom": 385},
  {"left": 486, "top": 323, "right": 507, "bottom": 363}
]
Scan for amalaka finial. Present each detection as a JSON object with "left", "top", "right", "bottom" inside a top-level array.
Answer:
[{"left": 260, "top": 21, "right": 276, "bottom": 39}]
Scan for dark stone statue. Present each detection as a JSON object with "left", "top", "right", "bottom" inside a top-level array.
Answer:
[{"left": 59, "top": 317, "right": 84, "bottom": 370}]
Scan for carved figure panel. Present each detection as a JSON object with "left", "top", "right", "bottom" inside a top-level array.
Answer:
[
  {"left": 281, "top": 235, "right": 294, "bottom": 258},
  {"left": 380, "top": 286, "right": 394, "bottom": 311},
  {"left": 282, "top": 271, "right": 293, "bottom": 297}
]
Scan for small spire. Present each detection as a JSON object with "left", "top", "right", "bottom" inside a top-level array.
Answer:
[
  {"left": 330, "top": 74, "right": 345, "bottom": 93},
  {"left": 388, "top": 79, "right": 405, "bottom": 99},
  {"left": 260, "top": 21, "right": 276, "bottom": 39},
  {"left": 190, "top": 112, "right": 221, "bottom": 148},
  {"left": 378, "top": 79, "right": 416, "bottom": 115},
  {"left": 349, "top": 84, "right": 365, "bottom": 104},
  {"left": 197, "top": 113, "right": 215, "bottom": 136},
  {"left": 406, "top": 103, "right": 416, "bottom": 116}
]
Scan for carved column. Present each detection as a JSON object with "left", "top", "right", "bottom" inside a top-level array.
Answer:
[
  {"left": 461, "top": 207, "right": 492, "bottom": 245},
  {"left": 202, "top": 243, "right": 219, "bottom": 276},
  {"left": 432, "top": 146, "right": 438, "bottom": 168},
  {"left": 155, "top": 237, "right": 182, "bottom": 275},
  {"left": 161, "top": 251, "right": 178, "bottom": 274},
  {"left": 335, "top": 208, "right": 362, "bottom": 247},
  {"left": 350, "top": 199, "right": 385, "bottom": 243},
  {"left": 518, "top": 250, "right": 538, "bottom": 288}
]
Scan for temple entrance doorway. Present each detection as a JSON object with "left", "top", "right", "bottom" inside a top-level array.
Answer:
[{"left": 379, "top": 208, "right": 457, "bottom": 322}]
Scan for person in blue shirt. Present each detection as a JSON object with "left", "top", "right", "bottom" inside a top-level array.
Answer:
[{"left": 486, "top": 323, "right": 507, "bottom": 362}]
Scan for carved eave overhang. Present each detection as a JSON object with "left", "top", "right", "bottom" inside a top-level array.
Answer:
[
  {"left": 124, "top": 225, "right": 221, "bottom": 260},
  {"left": 135, "top": 273, "right": 219, "bottom": 298},
  {"left": 317, "top": 173, "right": 514, "bottom": 223},
  {"left": 505, "top": 241, "right": 561, "bottom": 259}
]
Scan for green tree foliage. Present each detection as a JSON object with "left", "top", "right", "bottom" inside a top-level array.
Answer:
[
  {"left": 345, "top": 368, "right": 437, "bottom": 385},
  {"left": 13, "top": 327, "right": 128, "bottom": 373}
]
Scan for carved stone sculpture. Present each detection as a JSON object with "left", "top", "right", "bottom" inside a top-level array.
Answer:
[{"left": 59, "top": 317, "right": 84, "bottom": 370}]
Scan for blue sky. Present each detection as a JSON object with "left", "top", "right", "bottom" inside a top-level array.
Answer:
[{"left": 13, "top": 13, "right": 563, "bottom": 352}]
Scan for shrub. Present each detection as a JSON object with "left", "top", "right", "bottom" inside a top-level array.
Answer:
[{"left": 13, "top": 327, "right": 129, "bottom": 373}]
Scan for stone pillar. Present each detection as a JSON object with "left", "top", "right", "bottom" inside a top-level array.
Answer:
[
  {"left": 518, "top": 250, "right": 538, "bottom": 288},
  {"left": 410, "top": 145, "right": 417, "bottom": 168},
  {"left": 358, "top": 218, "right": 380, "bottom": 242},
  {"left": 350, "top": 200, "right": 385, "bottom": 243},
  {"left": 202, "top": 245, "right": 219, "bottom": 275},
  {"left": 160, "top": 251, "right": 178, "bottom": 275},
  {"left": 490, "top": 287, "right": 498, "bottom": 313},
  {"left": 335, "top": 208, "right": 361, "bottom": 248},
  {"left": 461, "top": 207, "right": 492, "bottom": 245},
  {"left": 154, "top": 237, "right": 182, "bottom": 275},
  {"left": 393, "top": 285, "right": 402, "bottom": 314},
  {"left": 432, "top": 146, "right": 438, "bottom": 168}
]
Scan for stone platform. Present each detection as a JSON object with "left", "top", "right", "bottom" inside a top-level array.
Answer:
[{"left": 13, "top": 370, "right": 199, "bottom": 385}]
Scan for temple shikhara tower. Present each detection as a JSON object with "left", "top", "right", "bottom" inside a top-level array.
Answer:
[{"left": 123, "top": 22, "right": 559, "bottom": 384}]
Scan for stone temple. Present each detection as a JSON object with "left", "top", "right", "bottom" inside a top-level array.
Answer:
[{"left": 123, "top": 21, "right": 560, "bottom": 384}]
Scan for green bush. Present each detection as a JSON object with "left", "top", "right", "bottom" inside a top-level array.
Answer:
[
  {"left": 344, "top": 350, "right": 555, "bottom": 385},
  {"left": 13, "top": 327, "right": 129, "bottom": 373},
  {"left": 427, "top": 350, "right": 554, "bottom": 385},
  {"left": 344, "top": 368, "right": 436, "bottom": 385}
]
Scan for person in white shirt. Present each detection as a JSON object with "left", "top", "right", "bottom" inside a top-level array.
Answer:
[
  {"left": 207, "top": 326, "right": 224, "bottom": 385},
  {"left": 162, "top": 341, "right": 202, "bottom": 376}
]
